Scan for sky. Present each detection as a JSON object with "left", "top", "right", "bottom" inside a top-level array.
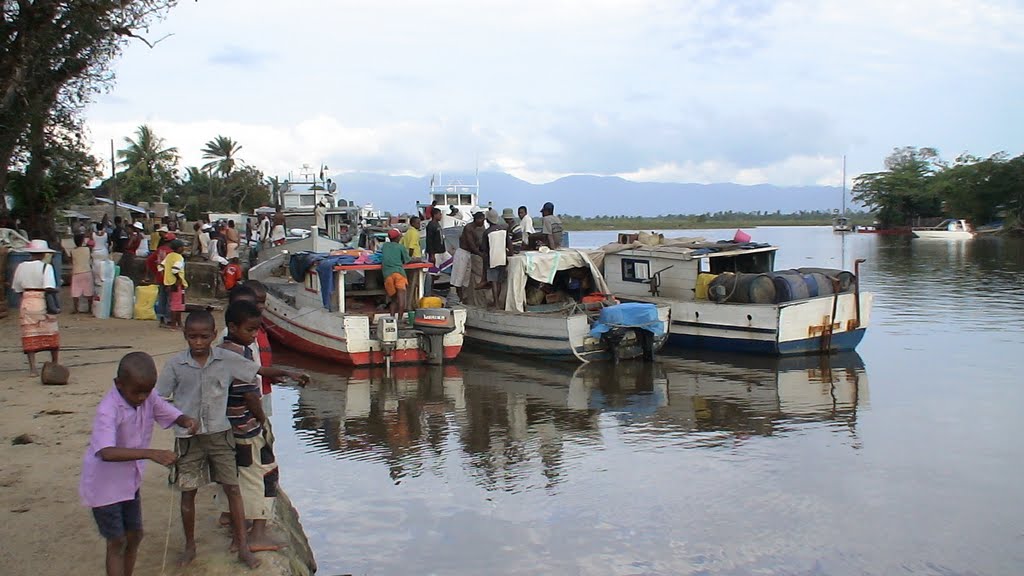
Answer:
[{"left": 85, "top": 0, "right": 1024, "bottom": 189}]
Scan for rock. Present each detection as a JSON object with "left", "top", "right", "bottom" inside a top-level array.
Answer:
[
  {"left": 40, "top": 362, "right": 69, "bottom": 386},
  {"left": 11, "top": 434, "right": 34, "bottom": 445}
]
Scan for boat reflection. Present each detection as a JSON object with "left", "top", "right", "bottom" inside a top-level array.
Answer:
[{"left": 286, "top": 350, "right": 869, "bottom": 487}]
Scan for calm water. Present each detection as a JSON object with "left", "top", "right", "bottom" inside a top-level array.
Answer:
[{"left": 270, "top": 227, "right": 1024, "bottom": 576}]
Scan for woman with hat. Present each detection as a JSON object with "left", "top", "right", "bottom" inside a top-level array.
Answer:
[{"left": 11, "top": 240, "right": 61, "bottom": 375}]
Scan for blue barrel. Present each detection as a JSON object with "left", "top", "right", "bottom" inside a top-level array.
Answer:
[
  {"left": 6, "top": 251, "right": 62, "bottom": 309},
  {"left": 803, "top": 273, "right": 819, "bottom": 298},
  {"left": 771, "top": 272, "right": 810, "bottom": 303}
]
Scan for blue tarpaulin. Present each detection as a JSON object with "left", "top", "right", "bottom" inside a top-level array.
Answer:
[{"left": 589, "top": 302, "right": 664, "bottom": 339}]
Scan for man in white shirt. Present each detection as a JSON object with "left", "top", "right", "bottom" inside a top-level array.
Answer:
[
  {"left": 518, "top": 205, "right": 535, "bottom": 245},
  {"left": 314, "top": 202, "right": 327, "bottom": 236}
]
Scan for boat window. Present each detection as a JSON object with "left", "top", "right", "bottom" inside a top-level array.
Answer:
[
  {"left": 621, "top": 258, "right": 650, "bottom": 283},
  {"left": 460, "top": 194, "right": 472, "bottom": 205},
  {"left": 708, "top": 251, "right": 775, "bottom": 274},
  {"left": 304, "top": 272, "right": 318, "bottom": 293}
]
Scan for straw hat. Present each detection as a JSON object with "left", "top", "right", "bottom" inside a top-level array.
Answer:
[{"left": 23, "top": 239, "right": 55, "bottom": 253}]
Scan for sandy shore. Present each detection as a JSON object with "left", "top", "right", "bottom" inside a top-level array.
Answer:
[{"left": 0, "top": 298, "right": 312, "bottom": 576}]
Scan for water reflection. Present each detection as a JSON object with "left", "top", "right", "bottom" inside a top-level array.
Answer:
[{"left": 285, "top": 349, "right": 868, "bottom": 491}]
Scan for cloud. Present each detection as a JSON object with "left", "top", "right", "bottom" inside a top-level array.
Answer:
[
  {"left": 207, "top": 45, "right": 272, "bottom": 68},
  {"left": 83, "top": 0, "right": 1024, "bottom": 187}
]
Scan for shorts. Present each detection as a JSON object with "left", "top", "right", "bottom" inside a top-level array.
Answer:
[
  {"left": 92, "top": 491, "right": 142, "bottom": 540},
  {"left": 384, "top": 272, "right": 408, "bottom": 297},
  {"left": 214, "top": 431, "right": 278, "bottom": 520},
  {"left": 71, "top": 271, "right": 94, "bottom": 298},
  {"left": 487, "top": 266, "right": 507, "bottom": 283},
  {"left": 173, "top": 430, "right": 238, "bottom": 491},
  {"left": 167, "top": 288, "right": 185, "bottom": 313}
]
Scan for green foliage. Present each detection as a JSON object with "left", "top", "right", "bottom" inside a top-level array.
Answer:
[
  {"left": 116, "top": 124, "right": 180, "bottom": 203},
  {"left": 852, "top": 147, "right": 943, "bottom": 228},
  {"left": 169, "top": 165, "right": 269, "bottom": 220},
  {"left": 200, "top": 135, "right": 242, "bottom": 177},
  {"left": 854, "top": 146, "right": 1024, "bottom": 230}
]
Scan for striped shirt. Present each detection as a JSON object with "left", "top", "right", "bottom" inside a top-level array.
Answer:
[{"left": 219, "top": 339, "right": 262, "bottom": 439}]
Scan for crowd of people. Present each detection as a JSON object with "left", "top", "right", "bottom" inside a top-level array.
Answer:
[{"left": 418, "top": 200, "right": 565, "bottom": 307}]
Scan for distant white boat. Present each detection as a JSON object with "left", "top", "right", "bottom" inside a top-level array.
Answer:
[
  {"left": 833, "top": 156, "right": 852, "bottom": 233},
  {"left": 912, "top": 219, "right": 978, "bottom": 240}
]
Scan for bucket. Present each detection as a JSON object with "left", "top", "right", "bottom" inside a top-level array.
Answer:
[{"left": 733, "top": 229, "right": 751, "bottom": 243}]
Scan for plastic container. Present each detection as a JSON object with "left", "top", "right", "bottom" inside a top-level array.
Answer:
[
  {"left": 418, "top": 296, "right": 444, "bottom": 309},
  {"left": 733, "top": 229, "right": 751, "bottom": 243},
  {"left": 695, "top": 273, "right": 716, "bottom": 300}
]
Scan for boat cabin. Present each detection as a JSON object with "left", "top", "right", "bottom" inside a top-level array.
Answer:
[{"left": 604, "top": 244, "right": 778, "bottom": 301}]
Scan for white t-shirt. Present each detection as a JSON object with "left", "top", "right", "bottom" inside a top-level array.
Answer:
[
  {"left": 520, "top": 214, "right": 536, "bottom": 242},
  {"left": 12, "top": 259, "right": 57, "bottom": 292},
  {"left": 91, "top": 233, "right": 109, "bottom": 256}
]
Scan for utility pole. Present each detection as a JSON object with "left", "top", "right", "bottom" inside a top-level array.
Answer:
[{"left": 110, "top": 139, "right": 118, "bottom": 218}]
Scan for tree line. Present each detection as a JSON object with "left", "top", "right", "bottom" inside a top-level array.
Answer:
[
  {"left": 92, "top": 125, "right": 270, "bottom": 220},
  {"left": 852, "top": 147, "right": 1024, "bottom": 230}
]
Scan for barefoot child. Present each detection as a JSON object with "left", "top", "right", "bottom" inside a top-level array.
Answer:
[
  {"left": 70, "top": 234, "right": 93, "bottom": 314},
  {"left": 158, "top": 239, "right": 188, "bottom": 329},
  {"left": 80, "top": 352, "right": 199, "bottom": 576},
  {"left": 156, "top": 310, "right": 307, "bottom": 568},
  {"left": 217, "top": 299, "right": 308, "bottom": 552}
]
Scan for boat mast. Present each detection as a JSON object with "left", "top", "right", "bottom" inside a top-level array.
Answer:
[{"left": 842, "top": 155, "right": 847, "bottom": 215}]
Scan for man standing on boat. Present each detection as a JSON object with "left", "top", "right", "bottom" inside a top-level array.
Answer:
[
  {"left": 518, "top": 205, "right": 535, "bottom": 246},
  {"left": 314, "top": 201, "right": 327, "bottom": 237},
  {"left": 537, "top": 201, "right": 564, "bottom": 249},
  {"left": 450, "top": 211, "right": 486, "bottom": 303},
  {"left": 426, "top": 208, "right": 445, "bottom": 268},
  {"left": 480, "top": 209, "right": 514, "bottom": 308}
]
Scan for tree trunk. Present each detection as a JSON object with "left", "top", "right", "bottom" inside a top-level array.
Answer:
[{"left": 21, "top": 112, "right": 58, "bottom": 245}]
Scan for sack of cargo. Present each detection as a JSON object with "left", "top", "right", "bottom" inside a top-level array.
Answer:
[
  {"left": 637, "top": 231, "right": 663, "bottom": 246},
  {"left": 133, "top": 284, "right": 158, "bottom": 320},
  {"left": 113, "top": 276, "right": 135, "bottom": 319},
  {"left": 695, "top": 273, "right": 716, "bottom": 300}
]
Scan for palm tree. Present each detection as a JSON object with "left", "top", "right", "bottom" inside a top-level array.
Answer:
[
  {"left": 201, "top": 135, "right": 243, "bottom": 177},
  {"left": 117, "top": 124, "right": 179, "bottom": 202}
]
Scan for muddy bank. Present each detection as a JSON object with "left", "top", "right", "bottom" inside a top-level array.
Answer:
[{"left": 0, "top": 306, "right": 316, "bottom": 575}]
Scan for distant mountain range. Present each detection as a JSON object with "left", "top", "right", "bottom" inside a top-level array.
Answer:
[{"left": 331, "top": 171, "right": 853, "bottom": 217}]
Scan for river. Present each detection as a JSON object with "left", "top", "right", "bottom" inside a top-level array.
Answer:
[{"left": 268, "top": 226, "right": 1024, "bottom": 576}]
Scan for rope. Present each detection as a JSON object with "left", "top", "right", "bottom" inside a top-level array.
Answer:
[{"left": 159, "top": 473, "right": 176, "bottom": 575}]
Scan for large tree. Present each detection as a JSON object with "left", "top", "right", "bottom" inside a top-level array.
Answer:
[
  {"left": 0, "top": 0, "right": 180, "bottom": 237},
  {"left": 852, "top": 146, "right": 944, "bottom": 228},
  {"left": 200, "top": 135, "right": 242, "bottom": 177},
  {"left": 117, "top": 124, "right": 179, "bottom": 203}
]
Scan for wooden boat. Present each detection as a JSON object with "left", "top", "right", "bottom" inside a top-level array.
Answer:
[
  {"left": 599, "top": 239, "right": 873, "bottom": 355},
  {"left": 248, "top": 250, "right": 466, "bottom": 366},
  {"left": 459, "top": 248, "right": 670, "bottom": 362}
]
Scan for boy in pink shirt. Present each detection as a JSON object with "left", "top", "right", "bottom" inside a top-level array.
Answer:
[{"left": 80, "top": 352, "right": 198, "bottom": 576}]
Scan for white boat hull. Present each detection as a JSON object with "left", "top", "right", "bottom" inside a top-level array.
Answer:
[
  {"left": 661, "top": 292, "right": 872, "bottom": 355},
  {"left": 911, "top": 230, "right": 975, "bottom": 240},
  {"left": 462, "top": 304, "right": 670, "bottom": 362}
]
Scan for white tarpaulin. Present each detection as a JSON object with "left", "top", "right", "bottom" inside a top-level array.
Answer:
[{"left": 504, "top": 248, "right": 611, "bottom": 312}]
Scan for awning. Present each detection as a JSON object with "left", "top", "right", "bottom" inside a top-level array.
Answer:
[{"left": 505, "top": 248, "right": 610, "bottom": 312}]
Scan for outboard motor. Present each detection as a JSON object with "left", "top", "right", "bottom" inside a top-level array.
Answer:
[
  {"left": 377, "top": 316, "right": 399, "bottom": 372},
  {"left": 413, "top": 308, "right": 456, "bottom": 365}
]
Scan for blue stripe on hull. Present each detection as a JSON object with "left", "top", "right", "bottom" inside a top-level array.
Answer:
[{"left": 667, "top": 329, "right": 866, "bottom": 356}]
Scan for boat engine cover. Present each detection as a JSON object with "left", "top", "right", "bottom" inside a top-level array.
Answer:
[
  {"left": 377, "top": 316, "right": 399, "bottom": 343},
  {"left": 413, "top": 308, "right": 456, "bottom": 335}
]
